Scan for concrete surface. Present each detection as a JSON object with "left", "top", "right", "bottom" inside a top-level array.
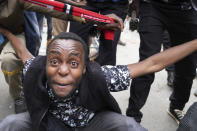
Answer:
[{"left": 0, "top": 21, "right": 197, "bottom": 131}]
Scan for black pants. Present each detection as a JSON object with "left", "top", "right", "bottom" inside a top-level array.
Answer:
[
  {"left": 127, "top": 1, "right": 197, "bottom": 122},
  {"left": 69, "top": 3, "right": 127, "bottom": 65},
  {"left": 0, "top": 111, "right": 147, "bottom": 131},
  {"left": 47, "top": 112, "right": 147, "bottom": 131}
]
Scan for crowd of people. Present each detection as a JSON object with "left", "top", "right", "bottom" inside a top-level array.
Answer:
[{"left": 0, "top": 0, "right": 197, "bottom": 130}]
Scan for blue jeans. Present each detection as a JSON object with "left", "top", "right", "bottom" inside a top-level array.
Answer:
[
  {"left": 0, "top": 33, "right": 4, "bottom": 45},
  {"left": 24, "top": 10, "right": 41, "bottom": 56},
  {"left": 36, "top": 13, "right": 52, "bottom": 40}
]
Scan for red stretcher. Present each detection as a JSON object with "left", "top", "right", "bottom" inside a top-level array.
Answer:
[{"left": 24, "top": 0, "right": 115, "bottom": 40}]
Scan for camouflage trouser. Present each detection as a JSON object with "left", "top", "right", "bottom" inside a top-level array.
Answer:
[{"left": 1, "top": 33, "right": 25, "bottom": 100}]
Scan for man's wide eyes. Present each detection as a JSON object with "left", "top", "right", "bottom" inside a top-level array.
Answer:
[
  {"left": 50, "top": 59, "right": 59, "bottom": 65},
  {"left": 71, "top": 61, "right": 79, "bottom": 68},
  {"left": 49, "top": 58, "right": 79, "bottom": 67}
]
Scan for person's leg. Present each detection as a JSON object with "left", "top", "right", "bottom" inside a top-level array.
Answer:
[
  {"left": 1, "top": 34, "right": 25, "bottom": 99},
  {"left": 95, "top": 4, "right": 127, "bottom": 66},
  {"left": 52, "top": 18, "right": 68, "bottom": 36},
  {"left": 80, "top": 111, "right": 147, "bottom": 131},
  {"left": 1, "top": 34, "right": 26, "bottom": 113},
  {"left": 69, "top": 5, "right": 97, "bottom": 56},
  {"left": 95, "top": 27, "right": 122, "bottom": 66},
  {"left": 126, "top": 2, "right": 164, "bottom": 122},
  {"left": 47, "top": 114, "right": 72, "bottom": 131},
  {"left": 0, "top": 112, "right": 32, "bottom": 131},
  {"left": 45, "top": 15, "right": 53, "bottom": 46},
  {"left": 95, "top": 35, "right": 115, "bottom": 65},
  {"left": 1, "top": 53, "right": 23, "bottom": 100},
  {"left": 45, "top": 15, "right": 52, "bottom": 40},
  {"left": 163, "top": 30, "right": 174, "bottom": 71},
  {"left": 36, "top": 13, "right": 45, "bottom": 40},
  {"left": 24, "top": 10, "right": 41, "bottom": 56},
  {"left": 162, "top": 30, "right": 175, "bottom": 87},
  {"left": 69, "top": 21, "right": 91, "bottom": 42},
  {"left": 166, "top": 4, "right": 197, "bottom": 124}
]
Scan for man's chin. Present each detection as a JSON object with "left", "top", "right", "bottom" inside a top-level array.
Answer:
[
  {"left": 56, "top": 93, "right": 68, "bottom": 98},
  {"left": 54, "top": 90, "right": 71, "bottom": 98},
  {"left": 52, "top": 88, "right": 76, "bottom": 99}
]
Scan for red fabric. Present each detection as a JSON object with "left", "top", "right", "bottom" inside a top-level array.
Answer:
[{"left": 104, "top": 30, "right": 114, "bottom": 40}]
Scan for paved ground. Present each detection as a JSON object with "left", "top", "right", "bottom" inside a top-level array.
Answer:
[{"left": 0, "top": 21, "right": 197, "bottom": 131}]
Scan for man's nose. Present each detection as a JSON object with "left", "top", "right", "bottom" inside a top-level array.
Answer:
[{"left": 58, "top": 63, "right": 69, "bottom": 76}]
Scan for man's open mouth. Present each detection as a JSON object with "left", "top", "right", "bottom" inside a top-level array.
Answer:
[{"left": 53, "top": 82, "right": 72, "bottom": 89}]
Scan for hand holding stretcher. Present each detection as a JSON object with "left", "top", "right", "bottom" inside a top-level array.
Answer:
[{"left": 23, "top": 0, "right": 116, "bottom": 40}]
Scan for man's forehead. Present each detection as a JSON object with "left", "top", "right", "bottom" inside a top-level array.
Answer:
[
  {"left": 49, "top": 40, "right": 83, "bottom": 54},
  {"left": 52, "top": 39, "right": 83, "bottom": 48},
  {"left": 48, "top": 49, "right": 81, "bottom": 56}
]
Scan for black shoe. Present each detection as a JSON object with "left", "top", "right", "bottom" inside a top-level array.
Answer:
[
  {"left": 167, "top": 71, "right": 175, "bottom": 88},
  {"left": 14, "top": 96, "right": 27, "bottom": 114},
  {"left": 167, "top": 108, "right": 185, "bottom": 124},
  {"left": 126, "top": 108, "right": 142, "bottom": 123},
  {"left": 133, "top": 117, "right": 141, "bottom": 123}
]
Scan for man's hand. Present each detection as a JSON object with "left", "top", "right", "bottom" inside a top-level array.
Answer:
[
  {"left": 74, "top": 0, "right": 87, "bottom": 6},
  {"left": 99, "top": 14, "right": 124, "bottom": 31}
]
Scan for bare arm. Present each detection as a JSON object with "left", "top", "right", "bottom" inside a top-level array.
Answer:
[
  {"left": 128, "top": 39, "right": 197, "bottom": 78},
  {"left": 0, "top": 27, "right": 33, "bottom": 64},
  {"left": 101, "top": 14, "right": 124, "bottom": 31},
  {"left": 56, "top": 0, "right": 87, "bottom": 6}
]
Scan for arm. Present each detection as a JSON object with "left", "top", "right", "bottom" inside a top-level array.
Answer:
[
  {"left": 128, "top": 39, "right": 197, "bottom": 78},
  {"left": 0, "top": 27, "right": 33, "bottom": 64},
  {"left": 21, "top": 0, "right": 68, "bottom": 20},
  {"left": 100, "top": 14, "right": 124, "bottom": 31},
  {"left": 56, "top": 0, "right": 87, "bottom": 7},
  {"left": 102, "top": 65, "right": 131, "bottom": 92}
]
